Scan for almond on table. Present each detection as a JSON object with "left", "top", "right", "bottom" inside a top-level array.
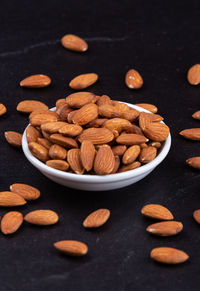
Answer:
[
  {"left": 150, "top": 247, "right": 189, "bottom": 264},
  {"left": 125, "top": 69, "right": 143, "bottom": 89},
  {"left": 83, "top": 209, "right": 110, "bottom": 228},
  {"left": 146, "top": 221, "right": 183, "bottom": 236},
  {"left": 69, "top": 73, "right": 98, "bottom": 90},
  {"left": 141, "top": 204, "right": 174, "bottom": 220},
  {"left": 179, "top": 128, "right": 200, "bottom": 140},
  {"left": 0, "top": 103, "right": 7, "bottom": 116},
  {"left": 186, "top": 157, "right": 200, "bottom": 169},
  {"left": 17, "top": 100, "right": 48, "bottom": 113},
  {"left": 1, "top": 211, "right": 23, "bottom": 235},
  {"left": 20, "top": 74, "right": 51, "bottom": 88},
  {"left": 54, "top": 240, "right": 88, "bottom": 256},
  {"left": 61, "top": 34, "right": 88, "bottom": 52},
  {"left": 10, "top": 183, "right": 40, "bottom": 200},
  {"left": 193, "top": 209, "right": 200, "bottom": 224},
  {"left": 187, "top": 64, "right": 200, "bottom": 85},
  {"left": 24, "top": 210, "right": 59, "bottom": 225},
  {"left": 5, "top": 131, "right": 22, "bottom": 148},
  {"left": 0, "top": 191, "right": 26, "bottom": 207}
]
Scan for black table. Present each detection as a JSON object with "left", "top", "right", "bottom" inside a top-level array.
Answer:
[{"left": 1, "top": 1, "right": 200, "bottom": 290}]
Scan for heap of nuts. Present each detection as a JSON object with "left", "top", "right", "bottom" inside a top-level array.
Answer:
[{"left": 15, "top": 93, "right": 170, "bottom": 175}]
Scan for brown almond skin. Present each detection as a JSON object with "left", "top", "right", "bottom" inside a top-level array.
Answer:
[
  {"left": 24, "top": 210, "right": 59, "bottom": 225},
  {"left": 17, "top": 100, "right": 48, "bottom": 113},
  {"left": 65, "top": 92, "right": 95, "bottom": 108},
  {"left": 136, "top": 103, "right": 158, "bottom": 113},
  {"left": 67, "top": 149, "right": 84, "bottom": 174},
  {"left": 29, "top": 109, "right": 56, "bottom": 119},
  {"left": 78, "top": 128, "right": 114, "bottom": 144},
  {"left": 30, "top": 112, "right": 59, "bottom": 127},
  {"left": 83, "top": 209, "right": 110, "bottom": 228},
  {"left": 110, "top": 156, "right": 120, "bottom": 174},
  {"left": 41, "top": 121, "right": 67, "bottom": 134},
  {"left": 54, "top": 240, "right": 88, "bottom": 256},
  {"left": 116, "top": 133, "right": 148, "bottom": 145},
  {"left": 0, "top": 103, "right": 7, "bottom": 116},
  {"left": 86, "top": 118, "right": 108, "bottom": 128},
  {"left": 37, "top": 138, "right": 52, "bottom": 150},
  {"left": 139, "top": 146, "right": 157, "bottom": 164},
  {"left": 146, "top": 221, "right": 183, "bottom": 236},
  {"left": 69, "top": 73, "right": 98, "bottom": 90},
  {"left": 186, "top": 157, "right": 200, "bottom": 169},
  {"left": 150, "top": 247, "right": 189, "bottom": 264},
  {"left": 103, "top": 118, "right": 133, "bottom": 134},
  {"left": 58, "top": 124, "right": 83, "bottom": 137},
  {"left": 50, "top": 134, "right": 78, "bottom": 149},
  {"left": 121, "top": 109, "right": 140, "bottom": 122},
  {"left": 192, "top": 110, "right": 200, "bottom": 120},
  {"left": 125, "top": 69, "right": 143, "bottom": 89},
  {"left": 187, "top": 64, "right": 200, "bottom": 85},
  {"left": 118, "top": 161, "right": 141, "bottom": 173},
  {"left": 141, "top": 204, "right": 174, "bottom": 220},
  {"left": 144, "top": 122, "right": 169, "bottom": 142},
  {"left": 193, "top": 209, "right": 200, "bottom": 224},
  {"left": 94, "top": 145, "right": 115, "bottom": 175},
  {"left": 49, "top": 144, "right": 67, "bottom": 160},
  {"left": 1, "top": 211, "right": 23, "bottom": 235},
  {"left": 61, "top": 34, "right": 88, "bottom": 52},
  {"left": 80, "top": 140, "right": 95, "bottom": 171},
  {"left": 20, "top": 74, "right": 51, "bottom": 88},
  {"left": 97, "top": 95, "right": 111, "bottom": 106},
  {"left": 179, "top": 128, "right": 200, "bottom": 140},
  {"left": 10, "top": 183, "right": 40, "bottom": 201},
  {"left": 57, "top": 104, "right": 73, "bottom": 121},
  {"left": 72, "top": 103, "right": 98, "bottom": 126},
  {"left": 99, "top": 104, "right": 120, "bottom": 119},
  {"left": 28, "top": 142, "right": 49, "bottom": 162},
  {"left": 46, "top": 160, "right": 69, "bottom": 171},
  {"left": 0, "top": 192, "right": 26, "bottom": 207},
  {"left": 148, "top": 141, "right": 161, "bottom": 149},
  {"left": 26, "top": 125, "right": 41, "bottom": 143},
  {"left": 122, "top": 145, "right": 141, "bottom": 165},
  {"left": 112, "top": 145, "right": 127, "bottom": 156},
  {"left": 56, "top": 98, "right": 67, "bottom": 109},
  {"left": 5, "top": 131, "right": 22, "bottom": 148}
]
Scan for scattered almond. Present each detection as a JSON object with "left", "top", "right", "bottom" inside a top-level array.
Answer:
[
  {"left": 192, "top": 111, "right": 200, "bottom": 120},
  {"left": 54, "top": 240, "right": 88, "bottom": 256},
  {"left": 1, "top": 211, "right": 23, "bottom": 235},
  {"left": 187, "top": 64, "right": 200, "bottom": 85},
  {"left": 69, "top": 73, "right": 98, "bottom": 90},
  {"left": 24, "top": 210, "right": 59, "bottom": 225},
  {"left": 10, "top": 183, "right": 40, "bottom": 200},
  {"left": 150, "top": 247, "right": 189, "bottom": 264},
  {"left": 0, "top": 191, "right": 26, "bottom": 207},
  {"left": 20, "top": 74, "right": 51, "bottom": 88},
  {"left": 125, "top": 69, "right": 143, "bottom": 89},
  {"left": 4, "top": 131, "right": 22, "bottom": 148},
  {"left": 146, "top": 221, "right": 183, "bottom": 236},
  {"left": 83, "top": 209, "right": 110, "bottom": 228},
  {"left": 193, "top": 209, "right": 200, "bottom": 224},
  {"left": 186, "top": 157, "right": 200, "bottom": 169},
  {"left": 141, "top": 204, "right": 174, "bottom": 220},
  {"left": 179, "top": 128, "right": 200, "bottom": 140},
  {"left": 0, "top": 103, "right": 7, "bottom": 116},
  {"left": 17, "top": 100, "right": 48, "bottom": 113},
  {"left": 61, "top": 34, "right": 88, "bottom": 52}
]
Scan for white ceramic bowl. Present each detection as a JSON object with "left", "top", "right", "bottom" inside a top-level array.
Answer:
[{"left": 22, "top": 103, "right": 171, "bottom": 191}]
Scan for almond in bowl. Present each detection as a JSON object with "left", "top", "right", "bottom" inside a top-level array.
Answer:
[{"left": 22, "top": 94, "right": 171, "bottom": 191}]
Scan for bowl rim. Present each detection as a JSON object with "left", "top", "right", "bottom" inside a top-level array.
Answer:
[{"left": 22, "top": 103, "right": 171, "bottom": 183}]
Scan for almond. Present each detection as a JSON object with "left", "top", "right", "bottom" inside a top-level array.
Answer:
[
  {"left": 186, "top": 157, "right": 200, "bottom": 169},
  {"left": 116, "top": 133, "right": 148, "bottom": 145},
  {"left": 118, "top": 161, "right": 141, "bottom": 173},
  {"left": 10, "top": 183, "right": 40, "bottom": 200},
  {"left": 179, "top": 128, "right": 200, "bottom": 140},
  {"left": 111, "top": 155, "right": 120, "bottom": 174},
  {"left": 24, "top": 210, "right": 59, "bottom": 225},
  {"left": 86, "top": 118, "right": 108, "bottom": 128},
  {"left": 50, "top": 134, "right": 78, "bottom": 149},
  {"left": 72, "top": 103, "right": 98, "bottom": 125},
  {"left": 122, "top": 145, "right": 140, "bottom": 164},
  {"left": 139, "top": 146, "right": 157, "bottom": 163},
  {"left": 0, "top": 103, "right": 7, "bottom": 116},
  {"left": 56, "top": 98, "right": 67, "bottom": 109},
  {"left": 20, "top": 74, "right": 51, "bottom": 88},
  {"left": 136, "top": 103, "right": 158, "bottom": 113},
  {"left": 144, "top": 122, "right": 169, "bottom": 142},
  {"left": 41, "top": 122, "right": 67, "bottom": 134},
  {"left": 148, "top": 141, "right": 161, "bottom": 148},
  {"left": 192, "top": 111, "right": 200, "bottom": 120},
  {"left": 67, "top": 110, "right": 77, "bottom": 123},
  {"left": 193, "top": 209, "right": 200, "bottom": 224},
  {"left": 69, "top": 73, "right": 98, "bottom": 90},
  {"left": 65, "top": 92, "right": 95, "bottom": 108},
  {"left": 41, "top": 130, "right": 51, "bottom": 141},
  {"left": 56, "top": 104, "right": 72, "bottom": 121},
  {"left": 78, "top": 128, "right": 114, "bottom": 144},
  {"left": 0, "top": 191, "right": 26, "bottom": 207},
  {"left": 112, "top": 145, "right": 127, "bottom": 156},
  {"left": 187, "top": 64, "right": 200, "bottom": 85},
  {"left": 49, "top": 144, "right": 67, "bottom": 160},
  {"left": 150, "top": 247, "right": 189, "bottom": 264},
  {"left": 28, "top": 142, "right": 49, "bottom": 162},
  {"left": 54, "top": 240, "right": 88, "bottom": 256},
  {"left": 94, "top": 145, "right": 115, "bottom": 175},
  {"left": 30, "top": 112, "right": 59, "bottom": 127},
  {"left": 58, "top": 124, "right": 83, "bottom": 136},
  {"left": 29, "top": 109, "right": 56, "bottom": 119},
  {"left": 146, "top": 221, "right": 183, "bottom": 236},
  {"left": 26, "top": 125, "right": 41, "bottom": 143},
  {"left": 17, "top": 100, "right": 48, "bottom": 113},
  {"left": 121, "top": 109, "right": 139, "bottom": 122},
  {"left": 112, "top": 101, "right": 130, "bottom": 112},
  {"left": 4, "top": 131, "right": 22, "bottom": 148},
  {"left": 140, "top": 143, "right": 148, "bottom": 149},
  {"left": 46, "top": 160, "right": 69, "bottom": 171},
  {"left": 141, "top": 204, "right": 174, "bottom": 220},
  {"left": 67, "top": 148, "right": 84, "bottom": 174},
  {"left": 83, "top": 209, "right": 110, "bottom": 228},
  {"left": 80, "top": 140, "right": 95, "bottom": 171},
  {"left": 1, "top": 211, "right": 23, "bottom": 235},
  {"left": 97, "top": 95, "right": 111, "bottom": 106},
  {"left": 125, "top": 69, "right": 143, "bottom": 89},
  {"left": 61, "top": 34, "right": 88, "bottom": 52},
  {"left": 37, "top": 138, "right": 52, "bottom": 149},
  {"left": 139, "top": 112, "right": 164, "bottom": 131},
  {"left": 99, "top": 104, "right": 120, "bottom": 118},
  {"left": 103, "top": 118, "right": 133, "bottom": 134}
]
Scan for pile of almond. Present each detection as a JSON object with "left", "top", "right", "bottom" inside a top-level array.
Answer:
[{"left": 16, "top": 93, "right": 170, "bottom": 175}]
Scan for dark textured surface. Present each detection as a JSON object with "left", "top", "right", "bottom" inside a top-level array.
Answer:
[{"left": 0, "top": 0, "right": 200, "bottom": 290}]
